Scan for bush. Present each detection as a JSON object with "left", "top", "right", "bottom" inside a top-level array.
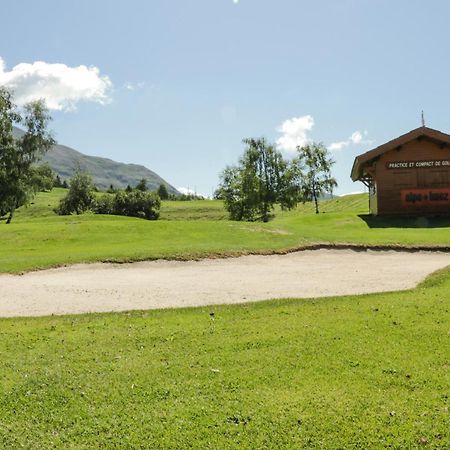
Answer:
[
  {"left": 94, "top": 190, "right": 160, "bottom": 220},
  {"left": 94, "top": 194, "right": 115, "bottom": 215},
  {"left": 57, "top": 171, "right": 95, "bottom": 215}
]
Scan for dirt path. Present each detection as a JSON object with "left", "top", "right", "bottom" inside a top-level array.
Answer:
[{"left": 1, "top": 249, "right": 449, "bottom": 317}]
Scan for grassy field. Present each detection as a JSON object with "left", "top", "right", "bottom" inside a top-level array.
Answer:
[
  {"left": 0, "top": 188, "right": 448, "bottom": 273},
  {"left": 0, "top": 267, "right": 448, "bottom": 448},
  {"left": 1, "top": 190, "right": 449, "bottom": 448}
]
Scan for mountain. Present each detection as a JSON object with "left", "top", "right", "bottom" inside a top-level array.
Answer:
[{"left": 12, "top": 127, "right": 179, "bottom": 194}]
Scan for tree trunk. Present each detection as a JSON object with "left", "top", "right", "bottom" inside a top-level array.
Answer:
[
  {"left": 313, "top": 185, "right": 319, "bottom": 214},
  {"left": 6, "top": 209, "right": 13, "bottom": 224}
]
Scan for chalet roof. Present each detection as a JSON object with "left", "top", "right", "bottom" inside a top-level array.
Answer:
[{"left": 351, "top": 126, "right": 450, "bottom": 181}]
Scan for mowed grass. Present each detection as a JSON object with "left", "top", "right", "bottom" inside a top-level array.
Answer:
[
  {"left": 0, "top": 268, "right": 449, "bottom": 448},
  {"left": 0, "top": 189, "right": 449, "bottom": 272},
  {"left": 1, "top": 191, "right": 449, "bottom": 447}
]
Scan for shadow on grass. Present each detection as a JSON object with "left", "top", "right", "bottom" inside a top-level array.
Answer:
[{"left": 359, "top": 214, "right": 450, "bottom": 229}]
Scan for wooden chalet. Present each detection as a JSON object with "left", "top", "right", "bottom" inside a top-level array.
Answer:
[{"left": 351, "top": 126, "right": 450, "bottom": 216}]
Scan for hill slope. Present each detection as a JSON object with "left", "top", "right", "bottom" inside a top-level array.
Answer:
[{"left": 13, "top": 127, "right": 179, "bottom": 194}]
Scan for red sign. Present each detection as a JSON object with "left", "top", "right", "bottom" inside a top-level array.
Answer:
[{"left": 401, "top": 188, "right": 450, "bottom": 206}]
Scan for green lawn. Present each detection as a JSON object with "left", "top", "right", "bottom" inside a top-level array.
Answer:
[
  {"left": 0, "top": 189, "right": 449, "bottom": 273},
  {"left": 0, "top": 268, "right": 448, "bottom": 448},
  {"left": 1, "top": 190, "right": 449, "bottom": 448}
]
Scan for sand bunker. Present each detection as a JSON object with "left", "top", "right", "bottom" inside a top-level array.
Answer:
[{"left": 1, "top": 249, "right": 449, "bottom": 317}]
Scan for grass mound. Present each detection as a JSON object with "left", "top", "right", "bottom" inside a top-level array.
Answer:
[{"left": 0, "top": 190, "right": 448, "bottom": 273}]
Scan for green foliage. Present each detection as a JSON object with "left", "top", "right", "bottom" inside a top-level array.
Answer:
[
  {"left": 57, "top": 171, "right": 95, "bottom": 215},
  {"left": 135, "top": 178, "right": 148, "bottom": 192},
  {"left": 55, "top": 172, "right": 160, "bottom": 220},
  {"left": 112, "top": 190, "right": 160, "bottom": 220},
  {"left": 93, "top": 193, "right": 115, "bottom": 215},
  {"left": 0, "top": 89, "right": 54, "bottom": 223},
  {"left": 29, "top": 163, "right": 55, "bottom": 192},
  {"left": 218, "top": 138, "right": 297, "bottom": 221},
  {"left": 0, "top": 268, "right": 449, "bottom": 447},
  {"left": 292, "top": 142, "right": 337, "bottom": 214},
  {"left": 95, "top": 190, "right": 160, "bottom": 220},
  {"left": 157, "top": 183, "right": 169, "bottom": 200},
  {"left": 53, "top": 174, "right": 64, "bottom": 188}
]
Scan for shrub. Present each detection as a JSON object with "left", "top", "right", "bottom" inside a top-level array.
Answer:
[
  {"left": 94, "top": 190, "right": 160, "bottom": 220},
  {"left": 57, "top": 171, "right": 95, "bottom": 215},
  {"left": 94, "top": 194, "right": 115, "bottom": 215}
]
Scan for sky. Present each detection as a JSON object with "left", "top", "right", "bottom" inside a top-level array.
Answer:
[{"left": 2, "top": 0, "right": 450, "bottom": 196}]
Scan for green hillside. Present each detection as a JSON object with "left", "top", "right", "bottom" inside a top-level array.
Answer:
[
  {"left": 14, "top": 190, "right": 368, "bottom": 222},
  {"left": 12, "top": 127, "right": 179, "bottom": 194},
  {"left": 2, "top": 191, "right": 449, "bottom": 273}
]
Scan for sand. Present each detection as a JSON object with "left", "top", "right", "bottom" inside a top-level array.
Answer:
[{"left": 1, "top": 249, "right": 449, "bottom": 317}]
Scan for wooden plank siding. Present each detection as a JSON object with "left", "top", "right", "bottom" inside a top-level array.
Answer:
[
  {"left": 375, "top": 139, "right": 450, "bottom": 215},
  {"left": 352, "top": 127, "right": 450, "bottom": 216}
]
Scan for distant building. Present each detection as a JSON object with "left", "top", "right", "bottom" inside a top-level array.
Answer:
[{"left": 351, "top": 126, "right": 450, "bottom": 216}]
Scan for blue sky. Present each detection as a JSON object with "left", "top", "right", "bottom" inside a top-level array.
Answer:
[{"left": 2, "top": 0, "right": 450, "bottom": 195}]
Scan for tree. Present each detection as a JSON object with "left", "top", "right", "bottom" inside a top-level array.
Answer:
[
  {"left": 292, "top": 142, "right": 337, "bottom": 214},
  {"left": 217, "top": 138, "right": 296, "bottom": 221},
  {"left": 54, "top": 174, "right": 63, "bottom": 188},
  {"left": 57, "top": 170, "right": 95, "bottom": 215},
  {"left": 135, "top": 178, "right": 148, "bottom": 191},
  {"left": 157, "top": 183, "right": 169, "bottom": 200},
  {"left": 30, "top": 163, "right": 56, "bottom": 192},
  {"left": 0, "top": 89, "right": 54, "bottom": 223}
]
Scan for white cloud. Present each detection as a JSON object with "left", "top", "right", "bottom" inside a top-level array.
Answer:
[
  {"left": 124, "top": 81, "right": 145, "bottom": 91},
  {"left": 328, "top": 140, "right": 349, "bottom": 151},
  {"left": 0, "top": 57, "right": 112, "bottom": 111},
  {"left": 276, "top": 115, "right": 315, "bottom": 153},
  {"left": 328, "top": 130, "right": 370, "bottom": 152},
  {"left": 177, "top": 187, "right": 195, "bottom": 196},
  {"left": 350, "top": 130, "right": 363, "bottom": 144},
  {"left": 177, "top": 187, "right": 207, "bottom": 198}
]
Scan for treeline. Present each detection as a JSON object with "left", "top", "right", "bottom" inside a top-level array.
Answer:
[
  {"left": 55, "top": 171, "right": 207, "bottom": 220},
  {"left": 56, "top": 171, "right": 161, "bottom": 220},
  {"left": 106, "top": 179, "right": 205, "bottom": 202}
]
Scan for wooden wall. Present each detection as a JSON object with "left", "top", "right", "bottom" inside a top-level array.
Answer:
[{"left": 374, "top": 138, "right": 450, "bottom": 215}]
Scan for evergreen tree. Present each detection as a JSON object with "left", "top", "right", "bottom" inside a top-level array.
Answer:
[
  {"left": 157, "top": 183, "right": 169, "bottom": 200},
  {"left": 135, "top": 178, "right": 148, "bottom": 191}
]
